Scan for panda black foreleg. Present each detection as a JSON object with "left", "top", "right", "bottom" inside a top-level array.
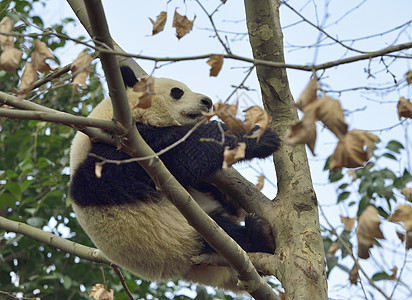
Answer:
[{"left": 201, "top": 210, "right": 275, "bottom": 254}]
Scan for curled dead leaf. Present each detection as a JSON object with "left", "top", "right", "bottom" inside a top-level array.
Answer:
[
  {"left": 131, "top": 77, "right": 154, "bottom": 109},
  {"left": 19, "top": 62, "right": 38, "bottom": 91},
  {"left": 388, "top": 267, "right": 398, "bottom": 280},
  {"left": 285, "top": 118, "right": 317, "bottom": 155},
  {"left": 397, "top": 97, "right": 412, "bottom": 119},
  {"left": 0, "top": 16, "right": 14, "bottom": 47},
  {"left": 243, "top": 106, "right": 272, "bottom": 138},
  {"left": 347, "top": 169, "right": 358, "bottom": 181},
  {"left": 208, "top": 102, "right": 245, "bottom": 133},
  {"left": 401, "top": 187, "right": 412, "bottom": 199},
  {"left": 0, "top": 47, "right": 22, "bottom": 72},
  {"left": 256, "top": 175, "right": 265, "bottom": 190},
  {"left": 406, "top": 70, "right": 412, "bottom": 85},
  {"left": 132, "top": 76, "right": 154, "bottom": 109},
  {"left": 149, "top": 11, "right": 167, "bottom": 35},
  {"left": 356, "top": 205, "right": 384, "bottom": 259},
  {"left": 296, "top": 78, "right": 318, "bottom": 111},
  {"left": 172, "top": 9, "right": 195, "bottom": 39},
  {"left": 388, "top": 204, "right": 412, "bottom": 249},
  {"left": 311, "top": 96, "right": 348, "bottom": 140},
  {"left": 207, "top": 54, "right": 224, "bottom": 77},
  {"left": 223, "top": 142, "right": 246, "bottom": 168},
  {"left": 396, "top": 231, "right": 405, "bottom": 243},
  {"left": 330, "top": 130, "right": 378, "bottom": 173},
  {"left": 327, "top": 242, "right": 338, "bottom": 258},
  {"left": 349, "top": 263, "right": 359, "bottom": 284},
  {"left": 340, "top": 215, "right": 357, "bottom": 231},
  {"left": 89, "top": 283, "right": 114, "bottom": 300},
  {"left": 31, "top": 40, "right": 54, "bottom": 72},
  {"left": 71, "top": 52, "right": 93, "bottom": 91}
]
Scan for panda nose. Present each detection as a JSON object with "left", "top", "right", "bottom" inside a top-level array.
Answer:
[{"left": 201, "top": 98, "right": 213, "bottom": 110}]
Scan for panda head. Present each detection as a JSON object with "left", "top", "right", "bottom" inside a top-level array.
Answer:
[{"left": 121, "top": 66, "right": 213, "bottom": 127}]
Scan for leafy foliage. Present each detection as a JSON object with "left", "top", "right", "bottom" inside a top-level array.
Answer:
[{"left": 322, "top": 138, "right": 412, "bottom": 282}]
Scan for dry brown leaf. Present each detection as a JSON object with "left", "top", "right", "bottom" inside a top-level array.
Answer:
[
  {"left": 330, "top": 130, "right": 378, "bottom": 172},
  {"left": 327, "top": 242, "right": 338, "bottom": 258},
  {"left": 401, "top": 187, "right": 412, "bottom": 199},
  {"left": 397, "top": 97, "right": 412, "bottom": 119},
  {"left": 0, "top": 16, "right": 14, "bottom": 47},
  {"left": 89, "top": 284, "right": 114, "bottom": 300},
  {"left": 31, "top": 40, "right": 54, "bottom": 72},
  {"left": 388, "top": 204, "right": 412, "bottom": 249},
  {"left": 207, "top": 54, "right": 224, "bottom": 77},
  {"left": 312, "top": 96, "right": 348, "bottom": 140},
  {"left": 296, "top": 78, "right": 318, "bottom": 111},
  {"left": 347, "top": 169, "right": 358, "bottom": 181},
  {"left": 223, "top": 142, "right": 246, "bottom": 168},
  {"left": 256, "top": 175, "right": 265, "bottom": 190},
  {"left": 396, "top": 231, "right": 405, "bottom": 243},
  {"left": 340, "top": 215, "right": 357, "bottom": 231},
  {"left": 356, "top": 205, "right": 384, "bottom": 259},
  {"left": 388, "top": 267, "right": 398, "bottom": 280},
  {"left": 349, "top": 263, "right": 359, "bottom": 284},
  {"left": 149, "top": 11, "right": 167, "bottom": 35},
  {"left": 172, "top": 10, "right": 195, "bottom": 39},
  {"left": 277, "top": 289, "right": 286, "bottom": 300},
  {"left": 132, "top": 77, "right": 154, "bottom": 109},
  {"left": 0, "top": 47, "right": 22, "bottom": 72},
  {"left": 71, "top": 52, "right": 93, "bottom": 91},
  {"left": 19, "top": 62, "right": 38, "bottom": 91},
  {"left": 208, "top": 102, "right": 245, "bottom": 133},
  {"left": 244, "top": 106, "right": 272, "bottom": 135},
  {"left": 285, "top": 118, "right": 317, "bottom": 155},
  {"left": 406, "top": 70, "right": 412, "bottom": 85}
]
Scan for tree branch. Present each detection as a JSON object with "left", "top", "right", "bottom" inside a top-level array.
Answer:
[
  {"left": 0, "top": 216, "right": 110, "bottom": 264},
  {"left": 0, "top": 91, "right": 117, "bottom": 145},
  {"left": 0, "top": 107, "right": 120, "bottom": 132},
  {"left": 244, "top": 0, "right": 328, "bottom": 298}
]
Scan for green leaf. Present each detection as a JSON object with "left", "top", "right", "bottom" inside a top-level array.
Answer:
[
  {"left": 0, "top": 193, "right": 16, "bottom": 208},
  {"left": 329, "top": 171, "right": 344, "bottom": 183},
  {"left": 4, "top": 182, "right": 22, "bottom": 201},
  {"left": 357, "top": 196, "right": 370, "bottom": 216},
  {"left": 386, "top": 140, "right": 404, "bottom": 154},
  {"left": 27, "top": 217, "right": 46, "bottom": 227},
  {"left": 372, "top": 271, "right": 389, "bottom": 281},
  {"left": 338, "top": 183, "right": 349, "bottom": 190},
  {"left": 382, "top": 153, "right": 397, "bottom": 160},
  {"left": 337, "top": 191, "right": 351, "bottom": 203},
  {"left": 62, "top": 276, "right": 72, "bottom": 289}
]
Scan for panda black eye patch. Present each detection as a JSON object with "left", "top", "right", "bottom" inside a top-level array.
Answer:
[{"left": 170, "top": 87, "right": 184, "bottom": 100}]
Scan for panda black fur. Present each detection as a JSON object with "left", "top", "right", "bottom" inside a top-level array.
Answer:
[{"left": 69, "top": 66, "right": 280, "bottom": 291}]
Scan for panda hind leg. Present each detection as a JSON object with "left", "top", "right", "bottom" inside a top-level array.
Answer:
[
  {"left": 202, "top": 210, "right": 276, "bottom": 254},
  {"left": 244, "top": 213, "right": 276, "bottom": 254}
]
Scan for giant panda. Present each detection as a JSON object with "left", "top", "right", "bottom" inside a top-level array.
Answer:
[{"left": 69, "top": 66, "right": 280, "bottom": 292}]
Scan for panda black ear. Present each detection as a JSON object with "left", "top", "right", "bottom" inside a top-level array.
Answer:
[{"left": 120, "top": 65, "right": 139, "bottom": 88}]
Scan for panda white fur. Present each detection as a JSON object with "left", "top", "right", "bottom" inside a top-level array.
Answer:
[{"left": 69, "top": 66, "right": 280, "bottom": 291}]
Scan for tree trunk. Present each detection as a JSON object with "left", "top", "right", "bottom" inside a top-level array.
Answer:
[{"left": 244, "top": 0, "right": 328, "bottom": 299}]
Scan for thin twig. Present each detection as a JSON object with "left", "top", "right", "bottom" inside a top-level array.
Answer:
[
  {"left": 88, "top": 119, "right": 207, "bottom": 165},
  {"left": 194, "top": 0, "right": 231, "bottom": 54},
  {"left": 111, "top": 265, "right": 135, "bottom": 300}
]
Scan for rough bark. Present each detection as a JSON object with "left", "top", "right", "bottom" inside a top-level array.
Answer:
[{"left": 244, "top": 0, "right": 328, "bottom": 299}]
